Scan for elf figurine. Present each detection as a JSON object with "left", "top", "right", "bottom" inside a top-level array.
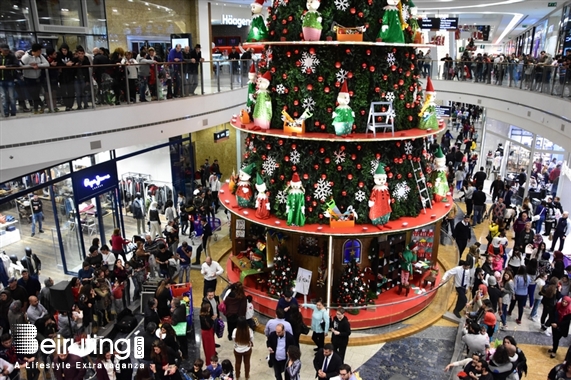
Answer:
[
  {"left": 302, "top": 0, "right": 322, "bottom": 41},
  {"left": 332, "top": 81, "right": 355, "bottom": 137},
  {"left": 377, "top": 0, "right": 405, "bottom": 43},
  {"left": 251, "top": 251, "right": 265, "bottom": 270},
  {"left": 368, "top": 164, "right": 392, "bottom": 228},
  {"left": 418, "top": 77, "right": 439, "bottom": 130},
  {"left": 406, "top": 0, "right": 422, "bottom": 43},
  {"left": 247, "top": 0, "right": 269, "bottom": 42},
  {"left": 430, "top": 146, "right": 449, "bottom": 202},
  {"left": 236, "top": 163, "right": 255, "bottom": 207},
  {"left": 246, "top": 63, "right": 257, "bottom": 115},
  {"left": 254, "top": 173, "right": 271, "bottom": 219},
  {"left": 285, "top": 173, "right": 306, "bottom": 226},
  {"left": 398, "top": 241, "right": 418, "bottom": 297},
  {"left": 253, "top": 71, "right": 272, "bottom": 130}
]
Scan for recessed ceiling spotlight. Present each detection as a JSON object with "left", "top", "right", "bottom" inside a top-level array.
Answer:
[{"left": 61, "top": 8, "right": 69, "bottom": 12}]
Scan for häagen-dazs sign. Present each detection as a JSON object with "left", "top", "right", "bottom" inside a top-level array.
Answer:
[{"left": 221, "top": 14, "right": 251, "bottom": 28}]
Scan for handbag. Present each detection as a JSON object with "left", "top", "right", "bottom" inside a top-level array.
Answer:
[
  {"left": 301, "top": 323, "right": 310, "bottom": 335},
  {"left": 320, "top": 316, "right": 326, "bottom": 331},
  {"left": 215, "top": 318, "right": 225, "bottom": 339}
]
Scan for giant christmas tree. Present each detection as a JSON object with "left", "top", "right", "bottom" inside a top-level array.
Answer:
[
  {"left": 268, "top": 244, "right": 296, "bottom": 296},
  {"left": 237, "top": 0, "right": 436, "bottom": 225}
]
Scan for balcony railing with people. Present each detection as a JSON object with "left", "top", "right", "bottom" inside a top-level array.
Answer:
[
  {"left": 0, "top": 58, "right": 255, "bottom": 118},
  {"left": 420, "top": 59, "right": 571, "bottom": 99}
]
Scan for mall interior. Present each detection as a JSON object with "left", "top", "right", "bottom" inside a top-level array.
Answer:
[{"left": 1, "top": 1, "right": 571, "bottom": 380}]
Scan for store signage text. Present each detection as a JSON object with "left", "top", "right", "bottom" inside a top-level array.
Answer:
[
  {"left": 221, "top": 14, "right": 251, "bottom": 28},
  {"left": 83, "top": 174, "right": 112, "bottom": 190},
  {"left": 214, "top": 129, "right": 230, "bottom": 143}
]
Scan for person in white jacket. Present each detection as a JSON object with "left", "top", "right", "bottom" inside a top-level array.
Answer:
[
  {"left": 0, "top": 357, "right": 14, "bottom": 380},
  {"left": 209, "top": 173, "right": 221, "bottom": 213},
  {"left": 121, "top": 51, "right": 138, "bottom": 102},
  {"left": 20, "top": 43, "right": 49, "bottom": 113}
]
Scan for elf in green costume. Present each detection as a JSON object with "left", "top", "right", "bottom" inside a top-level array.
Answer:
[
  {"left": 302, "top": 0, "right": 322, "bottom": 41},
  {"left": 285, "top": 173, "right": 306, "bottom": 227},
  {"left": 253, "top": 71, "right": 272, "bottom": 129},
  {"left": 398, "top": 241, "right": 418, "bottom": 296},
  {"left": 418, "top": 77, "right": 440, "bottom": 130},
  {"left": 430, "top": 146, "right": 449, "bottom": 202},
  {"left": 247, "top": 0, "right": 269, "bottom": 42},
  {"left": 332, "top": 81, "right": 355, "bottom": 137},
  {"left": 377, "top": 0, "right": 405, "bottom": 43},
  {"left": 246, "top": 63, "right": 257, "bottom": 115}
]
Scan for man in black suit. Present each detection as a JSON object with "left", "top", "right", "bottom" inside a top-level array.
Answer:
[
  {"left": 203, "top": 288, "right": 221, "bottom": 348},
  {"left": 142, "top": 322, "right": 157, "bottom": 364},
  {"left": 266, "top": 324, "right": 295, "bottom": 380},
  {"left": 313, "top": 343, "right": 343, "bottom": 380},
  {"left": 144, "top": 298, "right": 160, "bottom": 327}
]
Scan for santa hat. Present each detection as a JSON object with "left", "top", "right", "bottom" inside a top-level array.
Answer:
[
  {"left": 291, "top": 172, "right": 301, "bottom": 185},
  {"left": 256, "top": 173, "right": 264, "bottom": 185},
  {"left": 434, "top": 146, "right": 444, "bottom": 159},
  {"left": 425, "top": 77, "right": 435, "bottom": 94},
  {"left": 241, "top": 163, "right": 255, "bottom": 177},
  {"left": 249, "top": 63, "right": 256, "bottom": 74},
  {"left": 261, "top": 71, "right": 272, "bottom": 82},
  {"left": 408, "top": 241, "right": 418, "bottom": 250},
  {"left": 374, "top": 164, "right": 386, "bottom": 176},
  {"left": 253, "top": 0, "right": 265, "bottom": 4},
  {"left": 340, "top": 80, "right": 349, "bottom": 94}
]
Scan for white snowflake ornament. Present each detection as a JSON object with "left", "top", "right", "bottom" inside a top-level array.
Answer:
[
  {"left": 385, "top": 92, "right": 395, "bottom": 102},
  {"left": 313, "top": 178, "right": 332, "bottom": 202},
  {"left": 302, "top": 97, "right": 316, "bottom": 111},
  {"left": 300, "top": 51, "right": 320, "bottom": 74},
  {"left": 336, "top": 69, "right": 348, "bottom": 83},
  {"left": 387, "top": 53, "right": 396, "bottom": 65},
  {"left": 369, "top": 160, "right": 380, "bottom": 176},
  {"left": 404, "top": 141, "right": 413, "bottom": 155},
  {"left": 276, "top": 84, "right": 286, "bottom": 95},
  {"left": 276, "top": 190, "right": 288, "bottom": 204},
  {"left": 335, "top": 0, "right": 350, "bottom": 11},
  {"left": 355, "top": 190, "right": 366, "bottom": 202},
  {"left": 277, "top": 0, "right": 287, "bottom": 6},
  {"left": 393, "top": 181, "right": 411, "bottom": 201},
  {"left": 262, "top": 155, "right": 278, "bottom": 176},
  {"left": 333, "top": 150, "right": 346, "bottom": 164},
  {"left": 290, "top": 149, "right": 301, "bottom": 165}
]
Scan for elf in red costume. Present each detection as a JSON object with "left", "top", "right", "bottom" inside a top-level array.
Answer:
[
  {"left": 236, "top": 163, "right": 255, "bottom": 208},
  {"left": 255, "top": 173, "right": 270, "bottom": 219},
  {"left": 368, "top": 164, "right": 392, "bottom": 227}
]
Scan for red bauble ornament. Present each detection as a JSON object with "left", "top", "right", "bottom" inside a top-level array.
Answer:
[
  {"left": 314, "top": 164, "right": 319, "bottom": 170},
  {"left": 347, "top": 174, "right": 353, "bottom": 180},
  {"left": 296, "top": 61, "right": 301, "bottom": 67},
  {"left": 361, "top": 63, "right": 368, "bottom": 69},
  {"left": 303, "top": 173, "right": 309, "bottom": 180},
  {"left": 335, "top": 81, "right": 341, "bottom": 88},
  {"left": 291, "top": 144, "right": 296, "bottom": 149},
  {"left": 397, "top": 174, "right": 402, "bottom": 179},
  {"left": 285, "top": 156, "right": 290, "bottom": 162},
  {"left": 391, "top": 65, "right": 397, "bottom": 71},
  {"left": 308, "top": 207, "right": 313, "bottom": 212},
  {"left": 342, "top": 190, "right": 347, "bottom": 196},
  {"left": 294, "top": 86, "right": 299, "bottom": 92},
  {"left": 321, "top": 174, "right": 327, "bottom": 179},
  {"left": 399, "top": 94, "right": 405, "bottom": 100},
  {"left": 408, "top": 115, "right": 413, "bottom": 121},
  {"left": 270, "top": 179, "right": 275, "bottom": 184},
  {"left": 318, "top": 76, "right": 324, "bottom": 83},
  {"left": 350, "top": 7, "right": 356, "bottom": 14},
  {"left": 278, "top": 139, "right": 284, "bottom": 145},
  {"left": 335, "top": 62, "right": 341, "bottom": 69},
  {"left": 345, "top": 48, "right": 351, "bottom": 54},
  {"left": 327, "top": 107, "right": 332, "bottom": 113},
  {"left": 405, "top": 103, "right": 410, "bottom": 109},
  {"left": 358, "top": 11, "right": 364, "bottom": 18},
  {"left": 324, "top": 87, "right": 330, "bottom": 93},
  {"left": 385, "top": 166, "right": 390, "bottom": 172},
  {"left": 294, "top": 49, "right": 299, "bottom": 54},
  {"left": 292, "top": 165, "right": 297, "bottom": 171},
  {"left": 294, "top": 100, "right": 299, "bottom": 105},
  {"left": 293, "top": 111, "right": 298, "bottom": 117},
  {"left": 282, "top": 28, "right": 288, "bottom": 34},
  {"left": 282, "top": 73, "right": 287, "bottom": 79},
  {"left": 266, "top": 144, "right": 272, "bottom": 150},
  {"left": 321, "top": 124, "right": 326, "bottom": 130},
  {"left": 319, "top": 213, "right": 324, "bottom": 219},
  {"left": 312, "top": 201, "right": 317, "bottom": 207},
  {"left": 306, "top": 83, "right": 313, "bottom": 91},
  {"left": 324, "top": 157, "right": 330, "bottom": 164},
  {"left": 320, "top": 147, "right": 325, "bottom": 154},
  {"left": 314, "top": 121, "right": 320, "bottom": 126},
  {"left": 351, "top": 154, "right": 356, "bottom": 160},
  {"left": 398, "top": 79, "right": 404, "bottom": 86},
  {"left": 369, "top": 66, "right": 375, "bottom": 72},
  {"left": 358, "top": 181, "right": 364, "bottom": 188},
  {"left": 376, "top": 153, "right": 381, "bottom": 159},
  {"left": 388, "top": 173, "right": 393, "bottom": 179},
  {"left": 306, "top": 195, "right": 311, "bottom": 201},
  {"left": 262, "top": 155, "right": 267, "bottom": 160},
  {"left": 282, "top": 19, "right": 287, "bottom": 25},
  {"left": 244, "top": 153, "right": 249, "bottom": 159},
  {"left": 398, "top": 159, "right": 403, "bottom": 164},
  {"left": 405, "top": 71, "right": 411, "bottom": 77},
  {"left": 393, "top": 84, "right": 399, "bottom": 90},
  {"left": 360, "top": 110, "right": 366, "bottom": 116},
  {"left": 375, "top": 87, "right": 380, "bottom": 93},
  {"left": 336, "top": 165, "right": 342, "bottom": 171},
  {"left": 357, "top": 164, "right": 362, "bottom": 169},
  {"left": 280, "top": 175, "right": 285, "bottom": 181},
  {"left": 347, "top": 71, "right": 353, "bottom": 79}
]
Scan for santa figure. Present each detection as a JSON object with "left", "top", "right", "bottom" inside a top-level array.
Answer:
[
  {"left": 286, "top": 173, "right": 306, "bottom": 227},
  {"left": 430, "top": 146, "right": 449, "bottom": 202},
  {"left": 254, "top": 173, "right": 271, "bottom": 219},
  {"left": 377, "top": 0, "right": 405, "bottom": 43},
  {"left": 236, "top": 163, "right": 256, "bottom": 207},
  {"left": 253, "top": 71, "right": 272, "bottom": 130},
  {"left": 332, "top": 81, "right": 355, "bottom": 137},
  {"left": 246, "top": 63, "right": 257, "bottom": 115},
  {"left": 418, "top": 77, "right": 439, "bottom": 130},
  {"left": 302, "top": 0, "right": 323, "bottom": 41},
  {"left": 398, "top": 241, "right": 418, "bottom": 297},
  {"left": 247, "top": 0, "right": 269, "bottom": 42},
  {"left": 368, "top": 164, "right": 392, "bottom": 227}
]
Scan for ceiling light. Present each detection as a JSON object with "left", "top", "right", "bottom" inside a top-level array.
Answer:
[
  {"left": 12, "top": 4, "right": 18, "bottom": 8},
  {"left": 61, "top": 8, "right": 69, "bottom": 12},
  {"left": 112, "top": 9, "right": 118, "bottom": 12}
]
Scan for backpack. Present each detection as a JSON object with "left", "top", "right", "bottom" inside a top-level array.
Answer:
[{"left": 132, "top": 200, "right": 143, "bottom": 219}]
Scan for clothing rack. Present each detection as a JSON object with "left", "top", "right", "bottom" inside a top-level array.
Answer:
[
  {"left": 120, "top": 173, "right": 151, "bottom": 215},
  {"left": 143, "top": 180, "right": 175, "bottom": 214}
]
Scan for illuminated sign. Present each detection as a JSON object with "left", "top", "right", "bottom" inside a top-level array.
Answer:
[
  {"left": 214, "top": 129, "right": 230, "bottom": 143},
  {"left": 435, "top": 106, "right": 451, "bottom": 118},
  {"left": 420, "top": 17, "right": 458, "bottom": 30},
  {"left": 221, "top": 15, "right": 251, "bottom": 28},
  {"left": 72, "top": 161, "right": 118, "bottom": 202}
]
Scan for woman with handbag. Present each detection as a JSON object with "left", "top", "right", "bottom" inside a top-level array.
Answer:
[
  {"left": 199, "top": 302, "right": 216, "bottom": 364},
  {"left": 287, "top": 304, "right": 306, "bottom": 347},
  {"left": 232, "top": 316, "right": 254, "bottom": 380},
  {"left": 302, "top": 298, "right": 329, "bottom": 351}
]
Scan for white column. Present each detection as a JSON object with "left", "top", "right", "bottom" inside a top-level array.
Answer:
[
  {"left": 326, "top": 235, "right": 334, "bottom": 309},
  {"left": 198, "top": 1, "right": 212, "bottom": 83}
]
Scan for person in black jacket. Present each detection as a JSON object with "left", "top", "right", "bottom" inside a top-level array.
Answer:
[
  {"left": 330, "top": 308, "right": 351, "bottom": 362},
  {"left": 142, "top": 322, "right": 158, "bottom": 363},
  {"left": 266, "top": 324, "right": 295, "bottom": 380},
  {"left": 188, "top": 44, "right": 203, "bottom": 95},
  {"left": 0, "top": 44, "right": 19, "bottom": 117},
  {"left": 150, "top": 340, "right": 181, "bottom": 380},
  {"left": 72, "top": 47, "right": 91, "bottom": 110},
  {"left": 170, "top": 298, "right": 187, "bottom": 325},
  {"left": 453, "top": 215, "right": 472, "bottom": 257},
  {"left": 313, "top": 344, "right": 343, "bottom": 380},
  {"left": 144, "top": 298, "right": 160, "bottom": 327},
  {"left": 56, "top": 43, "right": 75, "bottom": 111},
  {"left": 21, "top": 247, "right": 41, "bottom": 278}
]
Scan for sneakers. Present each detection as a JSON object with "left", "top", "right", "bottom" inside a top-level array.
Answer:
[
  {"left": 516, "top": 319, "right": 521, "bottom": 325},
  {"left": 500, "top": 324, "right": 508, "bottom": 330},
  {"left": 39, "top": 229, "right": 44, "bottom": 233},
  {"left": 31, "top": 233, "right": 35, "bottom": 237}
]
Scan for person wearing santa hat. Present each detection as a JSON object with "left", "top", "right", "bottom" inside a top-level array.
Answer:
[
  {"left": 418, "top": 76, "right": 440, "bottom": 130},
  {"left": 398, "top": 241, "right": 419, "bottom": 296},
  {"left": 236, "top": 163, "right": 255, "bottom": 207},
  {"left": 246, "top": 63, "right": 257, "bottom": 115},
  {"left": 247, "top": 0, "right": 268, "bottom": 42},
  {"left": 286, "top": 173, "right": 306, "bottom": 227},
  {"left": 332, "top": 81, "right": 355, "bottom": 136},
  {"left": 253, "top": 71, "right": 273, "bottom": 129},
  {"left": 368, "top": 164, "right": 392, "bottom": 227}
]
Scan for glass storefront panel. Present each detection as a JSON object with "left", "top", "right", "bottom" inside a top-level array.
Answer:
[
  {"left": 0, "top": 0, "right": 33, "bottom": 32},
  {"left": 97, "top": 189, "right": 121, "bottom": 248},
  {"left": 35, "top": 0, "right": 82, "bottom": 27},
  {"left": 52, "top": 178, "right": 83, "bottom": 273},
  {"left": 50, "top": 163, "right": 71, "bottom": 179},
  {"left": 0, "top": 31, "right": 35, "bottom": 51},
  {"left": 85, "top": 0, "right": 106, "bottom": 35}
]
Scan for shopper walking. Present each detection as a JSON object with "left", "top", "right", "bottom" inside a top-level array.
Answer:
[
  {"left": 330, "top": 308, "right": 351, "bottom": 362},
  {"left": 267, "top": 324, "right": 295, "bottom": 380},
  {"left": 302, "top": 298, "right": 330, "bottom": 351},
  {"left": 442, "top": 260, "right": 473, "bottom": 318},
  {"left": 508, "top": 266, "right": 531, "bottom": 324},
  {"left": 30, "top": 194, "right": 44, "bottom": 237},
  {"left": 550, "top": 212, "right": 570, "bottom": 252},
  {"left": 285, "top": 345, "right": 302, "bottom": 380},
  {"left": 147, "top": 202, "right": 161, "bottom": 238},
  {"left": 548, "top": 296, "right": 571, "bottom": 358},
  {"left": 224, "top": 282, "right": 247, "bottom": 341},
  {"left": 201, "top": 257, "right": 223, "bottom": 297},
  {"left": 232, "top": 316, "right": 254, "bottom": 380},
  {"left": 453, "top": 215, "right": 472, "bottom": 258}
]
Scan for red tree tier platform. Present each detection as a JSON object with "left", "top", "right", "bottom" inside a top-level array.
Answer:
[
  {"left": 230, "top": 117, "right": 445, "bottom": 142},
  {"left": 219, "top": 183, "right": 449, "bottom": 236},
  {"left": 226, "top": 256, "right": 442, "bottom": 329}
]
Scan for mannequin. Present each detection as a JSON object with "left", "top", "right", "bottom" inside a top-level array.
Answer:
[
  {"left": 21, "top": 247, "right": 41, "bottom": 278},
  {"left": 132, "top": 192, "right": 146, "bottom": 235}
]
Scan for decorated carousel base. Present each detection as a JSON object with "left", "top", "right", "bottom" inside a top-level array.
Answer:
[{"left": 227, "top": 256, "right": 442, "bottom": 329}]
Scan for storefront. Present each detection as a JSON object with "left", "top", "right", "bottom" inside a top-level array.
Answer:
[
  {"left": 210, "top": 4, "right": 253, "bottom": 47},
  {"left": 556, "top": 2, "right": 571, "bottom": 54},
  {"left": 0, "top": 135, "right": 197, "bottom": 278}
]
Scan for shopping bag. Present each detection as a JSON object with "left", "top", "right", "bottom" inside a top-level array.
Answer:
[{"left": 215, "top": 318, "right": 225, "bottom": 339}]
